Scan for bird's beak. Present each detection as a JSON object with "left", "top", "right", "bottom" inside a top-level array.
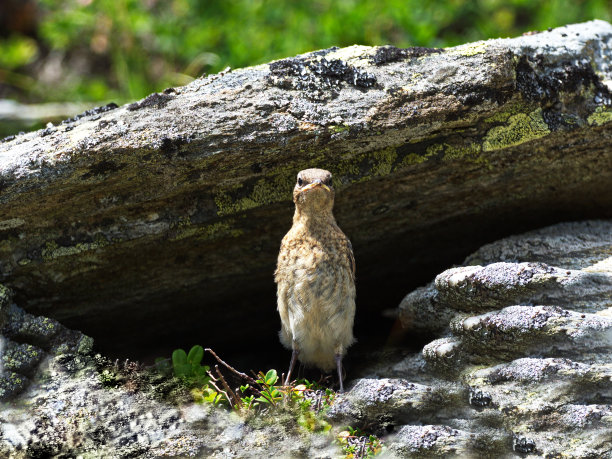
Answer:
[{"left": 302, "top": 179, "right": 331, "bottom": 192}]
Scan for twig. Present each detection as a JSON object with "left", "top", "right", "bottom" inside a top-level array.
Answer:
[
  {"left": 205, "top": 348, "right": 258, "bottom": 385},
  {"left": 206, "top": 370, "right": 231, "bottom": 407},
  {"left": 216, "top": 365, "right": 242, "bottom": 409}
]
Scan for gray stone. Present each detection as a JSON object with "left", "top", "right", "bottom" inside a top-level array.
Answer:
[
  {"left": 399, "top": 220, "right": 612, "bottom": 333},
  {"left": 337, "top": 220, "right": 612, "bottom": 457},
  {"left": 383, "top": 425, "right": 474, "bottom": 458},
  {"left": 466, "top": 220, "right": 612, "bottom": 269},
  {"left": 327, "top": 378, "right": 465, "bottom": 430},
  {"left": 1, "top": 217, "right": 611, "bottom": 457}
]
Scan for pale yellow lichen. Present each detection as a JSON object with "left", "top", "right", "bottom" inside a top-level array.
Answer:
[
  {"left": 483, "top": 108, "right": 550, "bottom": 151},
  {"left": 587, "top": 106, "right": 612, "bottom": 126},
  {"left": 42, "top": 234, "right": 109, "bottom": 261},
  {"left": 584, "top": 256, "right": 612, "bottom": 273},
  {"left": 447, "top": 41, "right": 488, "bottom": 57}
]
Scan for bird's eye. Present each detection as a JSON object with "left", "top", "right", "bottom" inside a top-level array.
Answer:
[{"left": 298, "top": 178, "right": 303, "bottom": 186}]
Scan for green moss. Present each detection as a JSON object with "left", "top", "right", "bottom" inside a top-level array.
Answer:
[
  {"left": 370, "top": 146, "right": 397, "bottom": 176},
  {"left": 328, "top": 124, "right": 350, "bottom": 134},
  {"left": 215, "top": 173, "right": 296, "bottom": 216},
  {"left": 482, "top": 108, "right": 550, "bottom": 151},
  {"left": 398, "top": 152, "right": 428, "bottom": 168},
  {"left": 443, "top": 142, "right": 482, "bottom": 161},
  {"left": 587, "top": 106, "right": 612, "bottom": 126},
  {"left": 483, "top": 102, "right": 529, "bottom": 124},
  {"left": 426, "top": 143, "right": 444, "bottom": 157}
]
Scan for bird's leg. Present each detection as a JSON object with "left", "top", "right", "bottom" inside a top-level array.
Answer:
[
  {"left": 335, "top": 353, "right": 345, "bottom": 393},
  {"left": 285, "top": 346, "right": 299, "bottom": 385}
]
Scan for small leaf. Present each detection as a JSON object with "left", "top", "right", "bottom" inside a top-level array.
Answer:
[
  {"left": 193, "top": 365, "right": 207, "bottom": 376},
  {"left": 187, "top": 345, "right": 204, "bottom": 365},
  {"left": 172, "top": 349, "right": 188, "bottom": 367},
  {"left": 174, "top": 363, "right": 192, "bottom": 377},
  {"left": 264, "top": 369, "right": 278, "bottom": 386}
]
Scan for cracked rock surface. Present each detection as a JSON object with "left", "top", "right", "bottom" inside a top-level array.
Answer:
[{"left": 337, "top": 220, "right": 612, "bottom": 458}]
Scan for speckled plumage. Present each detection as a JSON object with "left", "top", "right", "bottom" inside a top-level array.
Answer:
[{"left": 275, "top": 169, "right": 355, "bottom": 389}]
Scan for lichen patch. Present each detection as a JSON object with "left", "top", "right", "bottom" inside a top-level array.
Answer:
[{"left": 483, "top": 108, "right": 550, "bottom": 151}]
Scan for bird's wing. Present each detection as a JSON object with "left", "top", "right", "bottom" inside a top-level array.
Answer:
[{"left": 346, "top": 238, "right": 356, "bottom": 281}]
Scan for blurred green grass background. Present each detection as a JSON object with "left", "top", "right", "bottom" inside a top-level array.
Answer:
[{"left": 0, "top": 0, "right": 610, "bottom": 136}]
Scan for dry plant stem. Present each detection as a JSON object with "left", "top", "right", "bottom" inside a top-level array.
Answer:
[
  {"left": 206, "top": 370, "right": 232, "bottom": 407},
  {"left": 215, "top": 365, "right": 242, "bottom": 409},
  {"left": 205, "top": 348, "right": 258, "bottom": 385}
]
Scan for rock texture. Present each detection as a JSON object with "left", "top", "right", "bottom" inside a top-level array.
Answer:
[
  {"left": 334, "top": 220, "right": 612, "bottom": 457},
  {"left": 1, "top": 220, "right": 610, "bottom": 457},
  {"left": 0, "top": 286, "right": 340, "bottom": 458},
  {"left": 1, "top": 22, "right": 612, "bottom": 355}
]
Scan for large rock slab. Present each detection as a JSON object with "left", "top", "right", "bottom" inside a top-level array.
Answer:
[{"left": 1, "top": 21, "right": 612, "bottom": 355}]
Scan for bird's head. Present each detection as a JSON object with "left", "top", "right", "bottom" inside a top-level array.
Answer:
[{"left": 293, "top": 168, "right": 335, "bottom": 214}]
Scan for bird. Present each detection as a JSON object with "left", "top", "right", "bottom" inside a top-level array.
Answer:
[{"left": 275, "top": 168, "right": 356, "bottom": 392}]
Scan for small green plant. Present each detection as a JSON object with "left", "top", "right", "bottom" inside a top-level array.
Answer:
[
  {"left": 253, "top": 369, "right": 283, "bottom": 405},
  {"left": 337, "top": 426, "right": 383, "bottom": 458},
  {"left": 157, "top": 346, "right": 383, "bottom": 455},
  {"left": 171, "top": 345, "right": 210, "bottom": 387}
]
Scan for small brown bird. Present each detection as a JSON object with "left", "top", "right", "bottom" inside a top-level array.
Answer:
[{"left": 275, "top": 168, "right": 356, "bottom": 392}]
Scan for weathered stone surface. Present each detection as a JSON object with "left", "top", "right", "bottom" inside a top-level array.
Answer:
[
  {"left": 400, "top": 220, "right": 612, "bottom": 334},
  {"left": 384, "top": 425, "right": 501, "bottom": 458},
  {"left": 0, "top": 285, "right": 92, "bottom": 401},
  {"left": 1, "top": 219, "right": 611, "bottom": 457},
  {"left": 334, "top": 220, "right": 612, "bottom": 458},
  {"left": 1, "top": 22, "right": 612, "bottom": 356},
  {"left": 466, "top": 220, "right": 612, "bottom": 269},
  {"left": 327, "top": 377, "right": 465, "bottom": 429},
  {"left": 0, "top": 288, "right": 341, "bottom": 457}
]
